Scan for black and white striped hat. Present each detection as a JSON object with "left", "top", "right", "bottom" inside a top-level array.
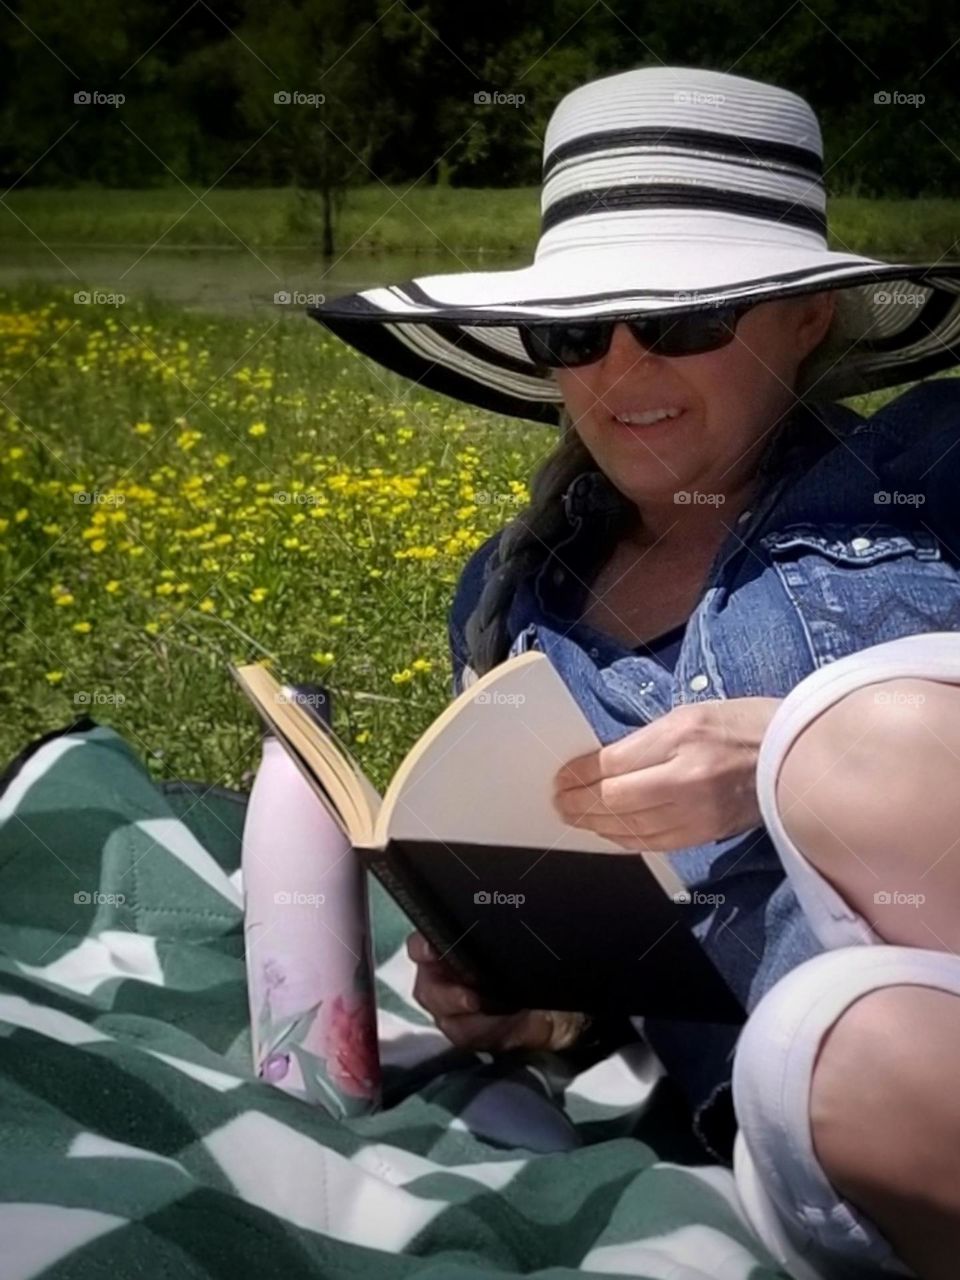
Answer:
[{"left": 307, "top": 65, "right": 960, "bottom": 424}]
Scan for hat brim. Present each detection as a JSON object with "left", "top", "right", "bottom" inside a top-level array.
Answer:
[{"left": 307, "top": 245, "right": 960, "bottom": 424}]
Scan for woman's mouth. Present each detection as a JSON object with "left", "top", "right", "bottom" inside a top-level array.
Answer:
[{"left": 610, "top": 407, "right": 686, "bottom": 428}]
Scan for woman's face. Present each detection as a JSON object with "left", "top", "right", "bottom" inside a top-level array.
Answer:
[{"left": 553, "top": 293, "right": 836, "bottom": 512}]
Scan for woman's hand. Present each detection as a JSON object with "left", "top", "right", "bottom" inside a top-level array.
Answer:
[
  {"left": 552, "top": 696, "right": 783, "bottom": 852},
  {"left": 406, "top": 932, "right": 587, "bottom": 1052}
]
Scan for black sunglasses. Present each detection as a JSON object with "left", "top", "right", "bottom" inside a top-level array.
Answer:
[{"left": 518, "top": 304, "right": 754, "bottom": 369}]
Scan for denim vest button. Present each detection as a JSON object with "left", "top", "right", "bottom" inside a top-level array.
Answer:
[
  {"left": 688, "top": 673, "right": 710, "bottom": 691},
  {"left": 589, "top": 646, "right": 599, "bottom": 658},
  {"left": 850, "top": 536, "right": 872, "bottom": 552}
]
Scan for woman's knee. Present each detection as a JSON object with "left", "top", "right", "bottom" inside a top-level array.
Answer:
[
  {"left": 809, "top": 983, "right": 960, "bottom": 1202},
  {"left": 772, "top": 678, "right": 939, "bottom": 857}
]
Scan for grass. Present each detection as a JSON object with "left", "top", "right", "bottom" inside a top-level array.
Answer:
[
  {"left": 2, "top": 186, "right": 960, "bottom": 260},
  {"left": 0, "top": 274, "right": 953, "bottom": 793},
  {"left": 0, "top": 282, "right": 546, "bottom": 791}
]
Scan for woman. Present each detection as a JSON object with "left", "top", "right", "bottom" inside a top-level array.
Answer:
[{"left": 308, "top": 65, "right": 960, "bottom": 1280}]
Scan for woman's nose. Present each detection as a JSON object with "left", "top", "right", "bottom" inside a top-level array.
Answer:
[{"left": 601, "top": 321, "right": 660, "bottom": 371}]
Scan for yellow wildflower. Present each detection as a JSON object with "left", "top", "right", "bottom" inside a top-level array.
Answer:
[
  {"left": 248, "top": 422, "right": 267, "bottom": 438},
  {"left": 72, "top": 621, "right": 92, "bottom": 634},
  {"left": 249, "top": 587, "right": 268, "bottom": 604},
  {"left": 45, "top": 671, "right": 64, "bottom": 684}
]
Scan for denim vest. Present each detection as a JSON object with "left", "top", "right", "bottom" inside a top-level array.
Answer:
[{"left": 447, "top": 377, "right": 960, "bottom": 1163}]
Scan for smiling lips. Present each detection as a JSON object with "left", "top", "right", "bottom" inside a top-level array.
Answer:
[{"left": 610, "top": 407, "right": 686, "bottom": 427}]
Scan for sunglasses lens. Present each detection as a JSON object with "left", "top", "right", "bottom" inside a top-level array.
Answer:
[
  {"left": 520, "top": 307, "right": 748, "bottom": 366},
  {"left": 642, "top": 307, "right": 743, "bottom": 356},
  {"left": 520, "top": 322, "right": 613, "bottom": 368}
]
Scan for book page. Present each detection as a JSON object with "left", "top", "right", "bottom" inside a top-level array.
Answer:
[
  {"left": 231, "top": 663, "right": 382, "bottom": 843},
  {"left": 372, "top": 650, "right": 684, "bottom": 898}
]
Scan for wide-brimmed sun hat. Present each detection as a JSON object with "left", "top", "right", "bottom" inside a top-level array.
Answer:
[{"left": 307, "top": 64, "right": 960, "bottom": 425}]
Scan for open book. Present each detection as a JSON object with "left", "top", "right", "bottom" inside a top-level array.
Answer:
[{"left": 231, "top": 651, "right": 745, "bottom": 1025}]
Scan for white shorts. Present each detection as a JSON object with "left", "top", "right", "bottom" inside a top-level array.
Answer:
[{"left": 731, "top": 632, "right": 960, "bottom": 1280}]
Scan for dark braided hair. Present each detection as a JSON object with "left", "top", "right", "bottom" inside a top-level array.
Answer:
[{"left": 462, "top": 293, "right": 865, "bottom": 679}]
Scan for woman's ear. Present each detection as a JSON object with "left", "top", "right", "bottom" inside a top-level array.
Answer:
[{"left": 796, "top": 290, "right": 837, "bottom": 359}]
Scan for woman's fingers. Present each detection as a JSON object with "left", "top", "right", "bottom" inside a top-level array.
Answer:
[
  {"left": 411, "top": 958, "right": 482, "bottom": 1018},
  {"left": 436, "top": 1009, "right": 551, "bottom": 1053},
  {"left": 406, "top": 930, "right": 438, "bottom": 963}
]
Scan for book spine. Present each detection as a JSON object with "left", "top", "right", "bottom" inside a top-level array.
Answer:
[{"left": 361, "top": 846, "right": 486, "bottom": 990}]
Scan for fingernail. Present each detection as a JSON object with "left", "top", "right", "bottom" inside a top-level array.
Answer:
[
  {"left": 422, "top": 940, "right": 437, "bottom": 960},
  {"left": 461, "top": 991, "right": 479, "bottom": 1012}
]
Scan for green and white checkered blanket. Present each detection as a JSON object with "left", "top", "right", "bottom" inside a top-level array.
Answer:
[{"left": 0, "top": 720, "right": 790, "bottom": 1279}]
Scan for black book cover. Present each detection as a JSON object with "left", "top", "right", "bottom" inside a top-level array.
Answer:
[{"left": 362, "top": 837, "right": 745, "bottom": 1025}]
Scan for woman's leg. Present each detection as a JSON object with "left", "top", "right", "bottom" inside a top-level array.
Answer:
[
  {"left": 735, "top": 638, "right": 960, "bottom": 1277},
  {"left": 732, "top": 947, "right": 960, "bottom": 1280},
  {"left": 808, "top": 982, "right": 960, "bottom": 1280},
  {"left": 775, "top": 675, "right": 960, "bottom": 952}
]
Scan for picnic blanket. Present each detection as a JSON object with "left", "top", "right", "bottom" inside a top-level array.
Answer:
[{"left": 0, "top": 719, "right": 793, "bottom": 1280}]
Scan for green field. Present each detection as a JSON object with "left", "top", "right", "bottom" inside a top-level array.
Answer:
[
  {"left": 2, "top": 186, "right": 960, "bottom": 259},
  {"left": 0, "top": 283, "right": 546, "bottom": 790},
  {"left": 0, "top": 258, "right": 953, "bottom": 790}
]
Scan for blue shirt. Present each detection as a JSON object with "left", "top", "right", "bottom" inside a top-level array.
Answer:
[{"left": 447, "top": 377, "right": 960, "bottom": 1163}]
